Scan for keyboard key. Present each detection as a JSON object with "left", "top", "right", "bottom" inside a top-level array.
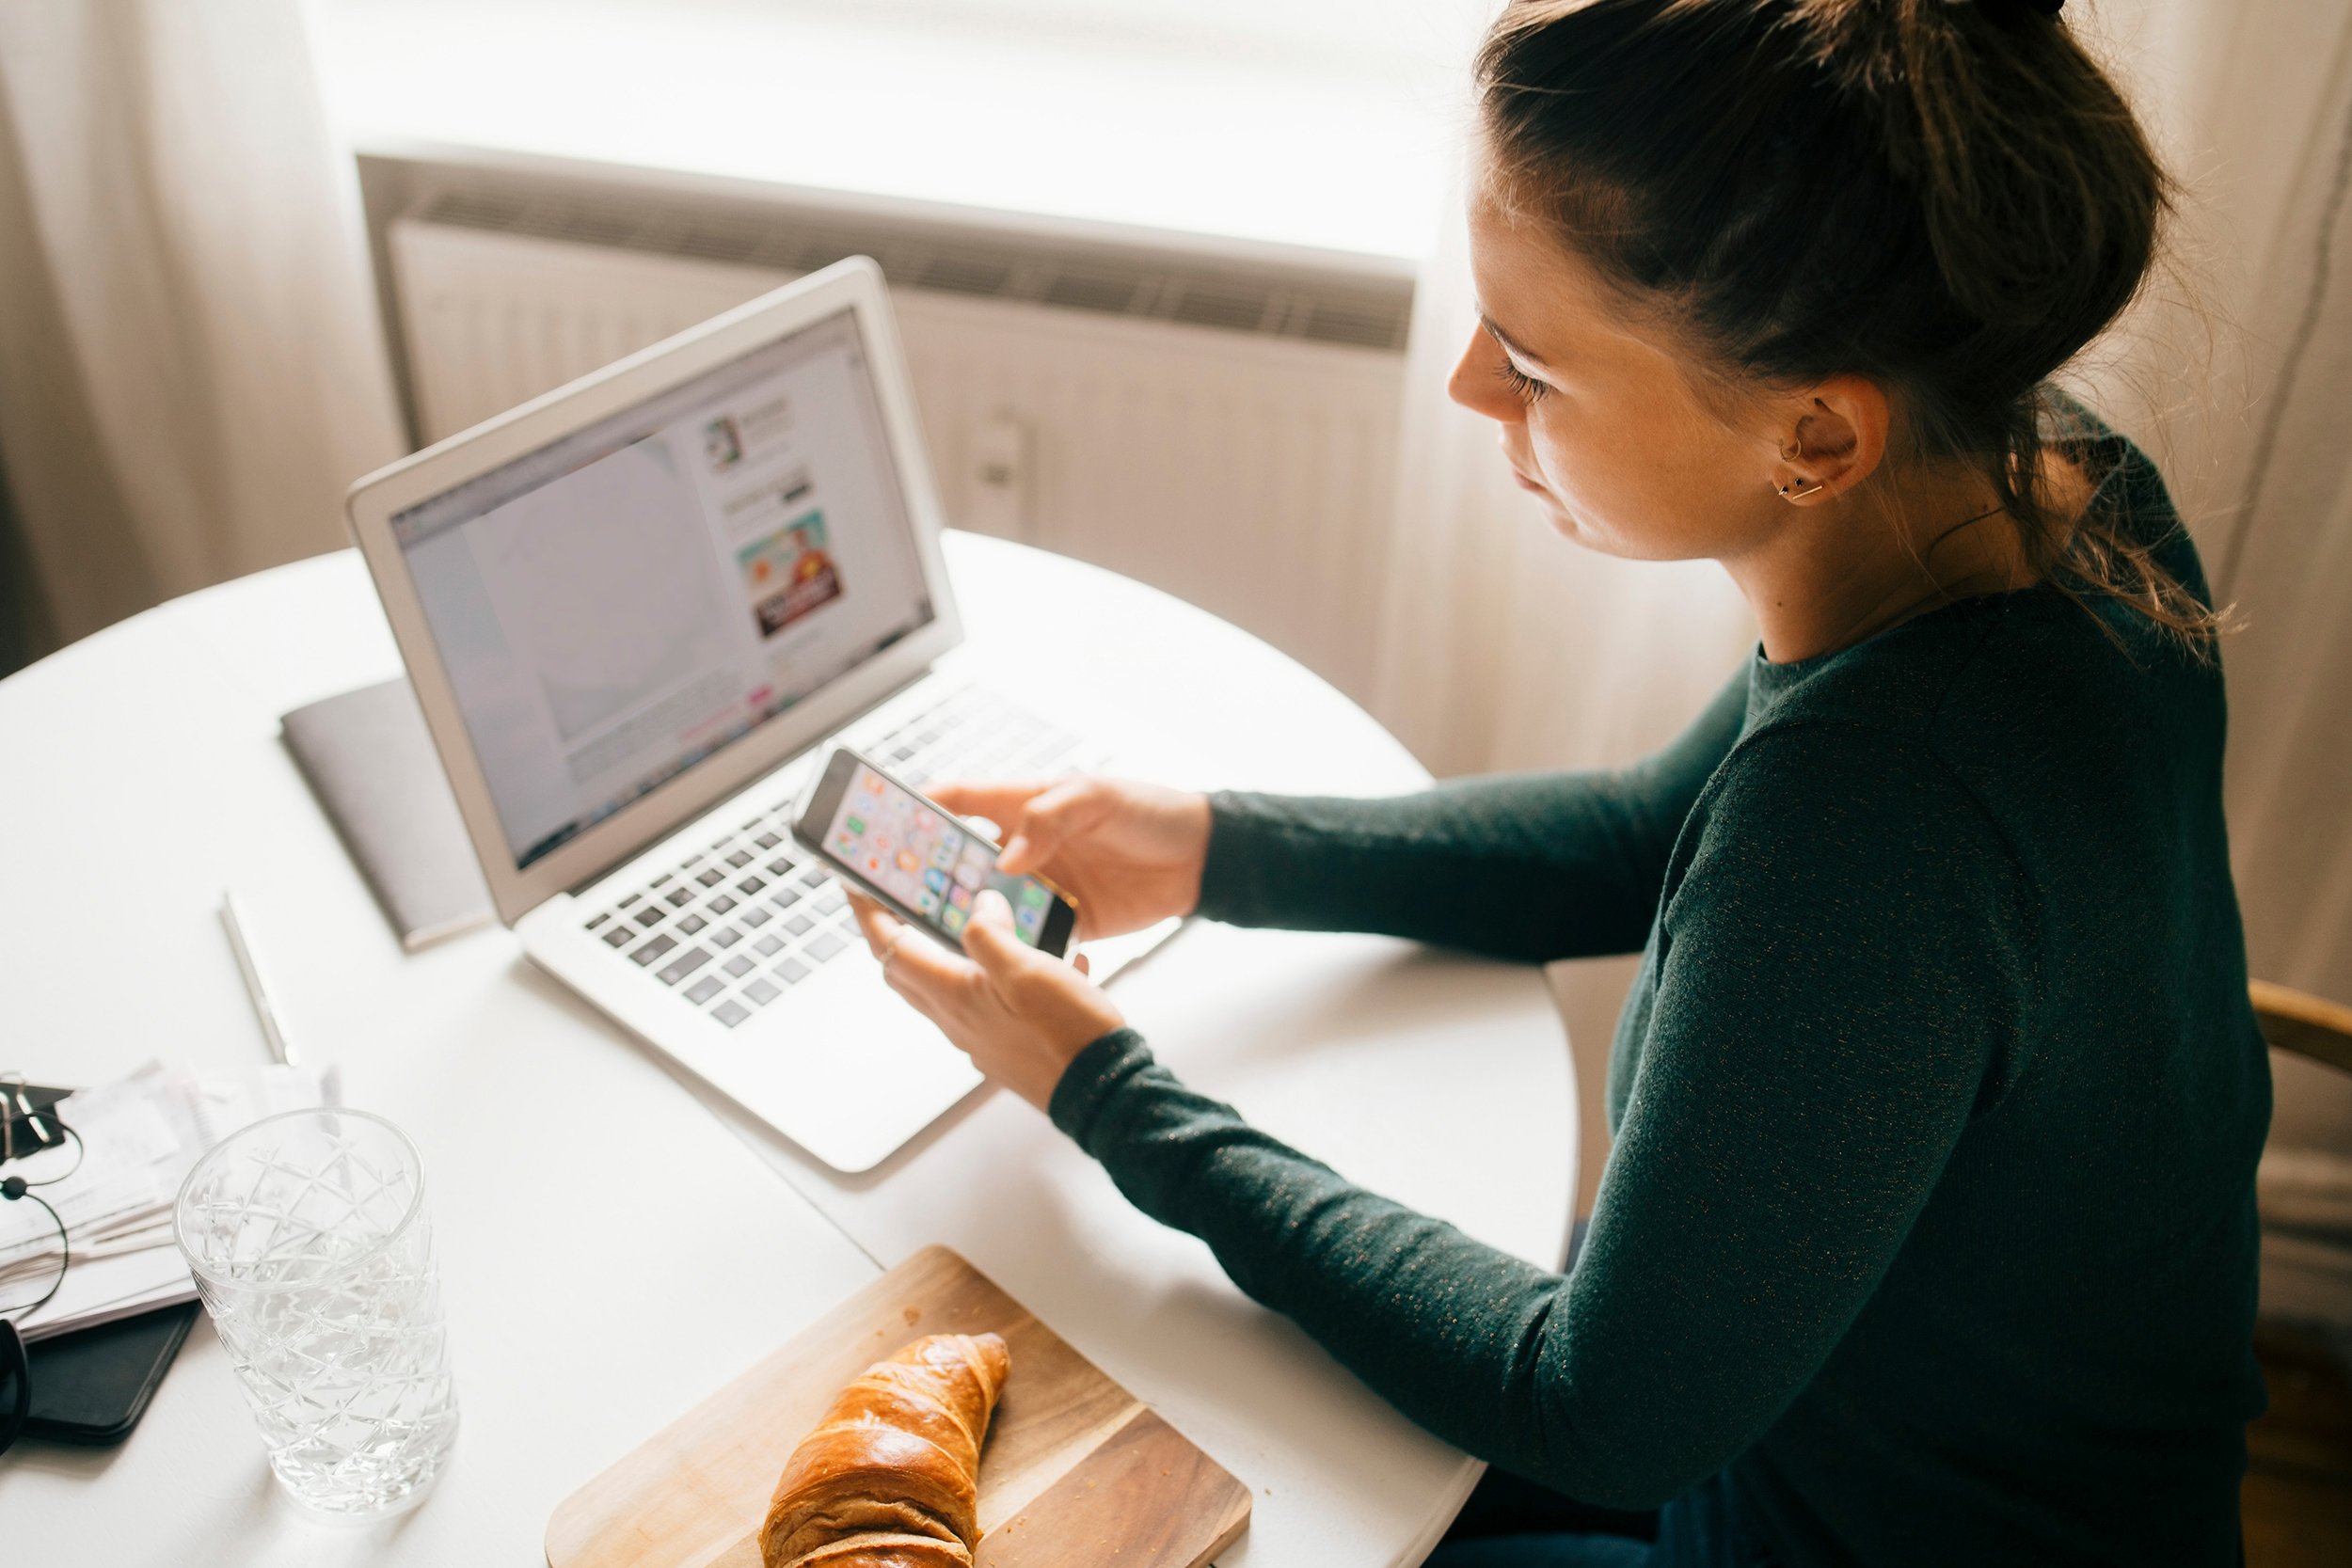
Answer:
[
  {"left": 739, "top": 906, "right": 771, "bottom": 928},
  {"left": 785, "top": 913, "right": 815, "bottom": 936},
  {"left": 775, "top": 957, "right": 811, "bottom": 985},
  {"left": 737, "top": 875, "right": 766, "bottom": 895},
  {"left": 631, "top": 933, "right": 676, "bottom": 967},
  {"left": 684, "top": 975, "right": 724, "bottom": 1005},
  {"left": 681, "top": 852, "right": 704, "bottom": 868},
  {"left": 753, "top": 934, "right": 784, "bottom": 957},
  {"left": 712, "top": 999, "right": 751, "bottom": 1028},
  {"left": 664, "top": 887, "right": 694, "bottom": 908},
  {"left": 723, "top": 955, "right": 755, "bottom": 978},
  {"left": 601, "top": 926, "right": 632, "bottom": 949},
  {"left": 799, "top": 867, "right": 829, "bottom": 888},
  {"left": 753, "top": 832, "right": 780, "bottom": 849},
  {"left": 771, "top": 886, "right": 803, "bottom": 910},
  {"left": 710, "top": 927, "right": 742, "bottom": 949},
  {"left": 695, "top": 868, "right": 725, "bottom": 888},
  {"left": 807, "top": 931, "right": 848, "bottom": 960},
  {"left": 742, "top": 977, "right": 781, "bottom": 1006},
  {"left": 650, "top": 872, "right": 673, "bottom": 888},
  {"left": 585, "top": 911, "right": 610, "bottom": 929},
  {"left": 677, "top": 913, "right": 707, "bottom": 935},
  {"left": 656, "top": 946, "right": 711, "bottom": 985},
  {"left": 766, "top": 858, "right": 795, "bottom": 876},
  {"left": 814, "top": 887, "right": 846, "bottom": 913},
  {"left": 619, "top": 893, "right": 643, "bottom": 908},
  {"left": 634, "top": 906, "right": 666, "bottom": 928},
  {"left": 724, "top": 850, "right": 753, "bottom": 869},
  {"left": 708, "top": 894, "right": 738, "bottom": 914}
]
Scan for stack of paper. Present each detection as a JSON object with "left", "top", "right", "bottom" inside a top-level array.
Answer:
[{"left": 0, "top": 1061, "right": 341, "bottom": 1343}]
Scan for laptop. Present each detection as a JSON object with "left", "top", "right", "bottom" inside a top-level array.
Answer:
[{"left": 346, "top": 258, "right": 1174, "bottom": 1172}]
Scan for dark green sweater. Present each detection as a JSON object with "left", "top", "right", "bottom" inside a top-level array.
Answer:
[{"left": 1049, "top": 432, "right": 2270, "bottom": 1566}]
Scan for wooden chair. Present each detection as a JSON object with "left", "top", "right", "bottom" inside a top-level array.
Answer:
[
  {"left": 2252, "top": 981, "right": 2352, "bottom": 1076},
  {"left": 2243, "top": 981, "right": 2352, "bottom": 1567}
]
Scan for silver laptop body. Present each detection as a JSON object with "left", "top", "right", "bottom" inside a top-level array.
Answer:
[{"left": 347, "top": 259, "right": 1167, "bottom": 1172}]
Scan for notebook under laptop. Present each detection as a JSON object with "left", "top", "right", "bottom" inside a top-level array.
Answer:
[{"left": 345, "top": 258, "right": 1173, "bottom": 1172}]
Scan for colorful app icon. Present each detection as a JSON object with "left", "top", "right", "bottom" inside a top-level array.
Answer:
[
  {"left": 1016, "top": 903, "right": 1041, "bottom": 930},
  {"left": 916, "top": 888, "right": 942, "bottom": 915},
  {"left": 930, "top": 837, "right": 959, "bottom": 870},
  {"left": 845, "top": 815, "right": 865, "bottom": 836},
  {"left": 896, "top": 848, "right": 921, "bottom": 874},
  {"left": 947, "top": 883, "right": 972, "bottom": 911},
  {"left": 941, "top": 903, "right": 967, "bottom": 933},
  {"left": 861, "top": 771, "right": 885, "bottom": 793},
  {"left": 865, "top": 856, "right": 883, "bottom": 875},
  {"left": 923, "top": 867, "right": 948, "bottom": 895},
  {"left": 1018, "top": 880, "right": 1050, "bottom": 909}
]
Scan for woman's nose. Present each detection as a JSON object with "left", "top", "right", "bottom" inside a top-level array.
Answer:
[{"left": 1446, "top": 323, "right": 1523, "bottom": 425}]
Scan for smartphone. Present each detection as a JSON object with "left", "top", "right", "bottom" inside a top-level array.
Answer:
[{"left": 792, "top": 748, "right": 1078, "bottom": 958}]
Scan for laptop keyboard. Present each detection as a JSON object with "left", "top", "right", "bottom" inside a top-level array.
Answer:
[{"left": 577, "top": 684, "right": 1093, "bottom": 1028}]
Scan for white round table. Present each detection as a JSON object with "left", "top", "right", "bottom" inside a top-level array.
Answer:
[{"left": 0, "top": 532, "right": 1575, "bottom": 1567}]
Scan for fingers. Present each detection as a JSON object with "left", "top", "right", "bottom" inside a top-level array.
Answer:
[
  {"left": 846, "top": 890, "right": 900, "bottom": 960},
  {"left": 995, "top": 776, "right": 1105, "bottom": 875},
  {"left": 928, "top": 779, "right": 1054, "bottom": 827},
  {"left": 958, "top": 890, "right": 1033, "bottom": 976},
  {"left": 849, "top": 889, "right": 975, "bottom": 1017},
  {"left": 878, "top": 921, "right": 972, "bottom": 1000}
]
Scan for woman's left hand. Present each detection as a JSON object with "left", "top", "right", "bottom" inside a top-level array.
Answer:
[{"left": 848, "top": 888, "right": 1125, "bottom": 1114}]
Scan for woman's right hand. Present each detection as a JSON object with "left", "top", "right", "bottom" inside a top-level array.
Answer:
[{"left": 928, "top": 776, "right": 1212, "bottom": 942}]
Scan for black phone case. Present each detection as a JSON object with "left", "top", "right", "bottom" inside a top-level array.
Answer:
[{"left": 24, "top": 1300, "right": 200, "bottom": 1444}]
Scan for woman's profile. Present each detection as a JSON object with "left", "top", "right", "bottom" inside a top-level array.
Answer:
[{"left": 848, "top": 1, "right": 2270, "bottom": 1562}]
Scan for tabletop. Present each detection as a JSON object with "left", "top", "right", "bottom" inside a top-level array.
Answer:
[{"left": 0, "top": 531, "right": 1575, "bottom": 1566}]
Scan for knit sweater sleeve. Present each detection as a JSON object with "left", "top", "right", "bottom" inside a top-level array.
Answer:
[
  {"left": 1193, "top": 667, "right": 1750, "bottom": 961},
  {"left": 1051, "top": 723, "right": 2031, "bottom": 1506}
]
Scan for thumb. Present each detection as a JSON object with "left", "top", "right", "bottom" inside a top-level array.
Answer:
[
  {"left": 996, "top": 778, "right": 1095, "bottom": 875},
  {"left": 959, "top": 889, "right": 1030, "bottom": 974}
]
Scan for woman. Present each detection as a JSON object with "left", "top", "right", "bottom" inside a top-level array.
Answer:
[{"left": 848, "top": 1, "right": 2270, "bottom": 1562}]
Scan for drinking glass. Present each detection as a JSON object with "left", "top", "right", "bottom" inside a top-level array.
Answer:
[{"left": 173, "top": 1108, "right": 459, "bottom": 1517}]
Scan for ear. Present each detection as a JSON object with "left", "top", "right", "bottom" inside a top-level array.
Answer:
[{"left": 1774, "top": 376, "right": 1891, "bottom": 503}]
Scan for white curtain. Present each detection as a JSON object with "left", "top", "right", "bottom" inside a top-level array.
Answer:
[
  {"left": 1374, "top": 1, "right": 2352, "bottom": 1316},
  {"left": 0, "top": 0, "right": 403, "bottom": 653}
]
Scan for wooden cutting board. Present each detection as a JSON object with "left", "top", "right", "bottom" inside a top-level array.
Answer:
[{"left": 545, "top": 1245, "right": 1251, "bottom": 1568}]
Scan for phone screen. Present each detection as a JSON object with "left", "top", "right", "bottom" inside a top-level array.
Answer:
[{"left": 818, "top": 758, "right": 1065, "bottom": 947}]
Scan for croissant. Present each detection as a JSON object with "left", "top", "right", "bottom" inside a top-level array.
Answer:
[{"left": 760, "top": 1332, "right": 1011, "bottom": 1568}]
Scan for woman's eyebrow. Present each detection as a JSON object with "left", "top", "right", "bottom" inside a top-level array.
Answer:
[{"left": 1480, "top": 312, "right": 1551, "bottom": 369}]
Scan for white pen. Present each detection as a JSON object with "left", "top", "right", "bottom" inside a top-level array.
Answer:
[{"left": 219, "top": 891, "right": 299, "bottom": 1067}]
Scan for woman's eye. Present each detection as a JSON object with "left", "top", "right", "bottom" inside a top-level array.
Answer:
[{"left": 1496, "top": 359, "right": 1549, "bottom": 404}]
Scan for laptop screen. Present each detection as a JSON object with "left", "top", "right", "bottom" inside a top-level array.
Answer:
[{"left": 390, "top": 308, "right": 935, "bottom": 870}]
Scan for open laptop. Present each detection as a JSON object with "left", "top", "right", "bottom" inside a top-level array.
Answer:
[{"left": 346, "top": 258, "right": 1172, "bottom": 1172}]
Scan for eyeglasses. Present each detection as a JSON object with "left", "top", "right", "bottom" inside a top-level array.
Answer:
[{"left": 1, "top": 1072, "right": 81, "bottom": 1456}]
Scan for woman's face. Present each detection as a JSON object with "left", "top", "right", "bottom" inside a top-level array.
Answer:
[{"left": 1451, "top": 182, "right": 1789, "bottom": 563}]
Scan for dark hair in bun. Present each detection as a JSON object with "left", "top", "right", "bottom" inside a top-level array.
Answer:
[{"left": 1477, "top": 0, "right": 2222, "bottom": 642}]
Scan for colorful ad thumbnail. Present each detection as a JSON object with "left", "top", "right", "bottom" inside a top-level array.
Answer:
[{"left": 738, "top": 512, "right": 844, "bottom": 638}]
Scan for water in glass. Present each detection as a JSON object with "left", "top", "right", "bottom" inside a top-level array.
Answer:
[{"left": 173, "top": 1108, "right": 458, "bottom": 1517}]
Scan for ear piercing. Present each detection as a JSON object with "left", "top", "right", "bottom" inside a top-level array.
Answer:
[{"left": 1778, "top": 476, "right": 1823, "bottom": 499}]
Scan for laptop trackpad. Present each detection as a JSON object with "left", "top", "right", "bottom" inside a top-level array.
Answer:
[{"left": 740, "top": 965, "right": 984, "bottom": 1173}]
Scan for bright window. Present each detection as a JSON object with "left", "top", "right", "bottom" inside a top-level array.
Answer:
[{"left": 311, "top": 0, "right": 1488, "bottom": 260}]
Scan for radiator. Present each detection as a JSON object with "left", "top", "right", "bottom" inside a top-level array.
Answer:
[{"left": 386, "top": 195, "right": 1410, "bottom": 702}]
